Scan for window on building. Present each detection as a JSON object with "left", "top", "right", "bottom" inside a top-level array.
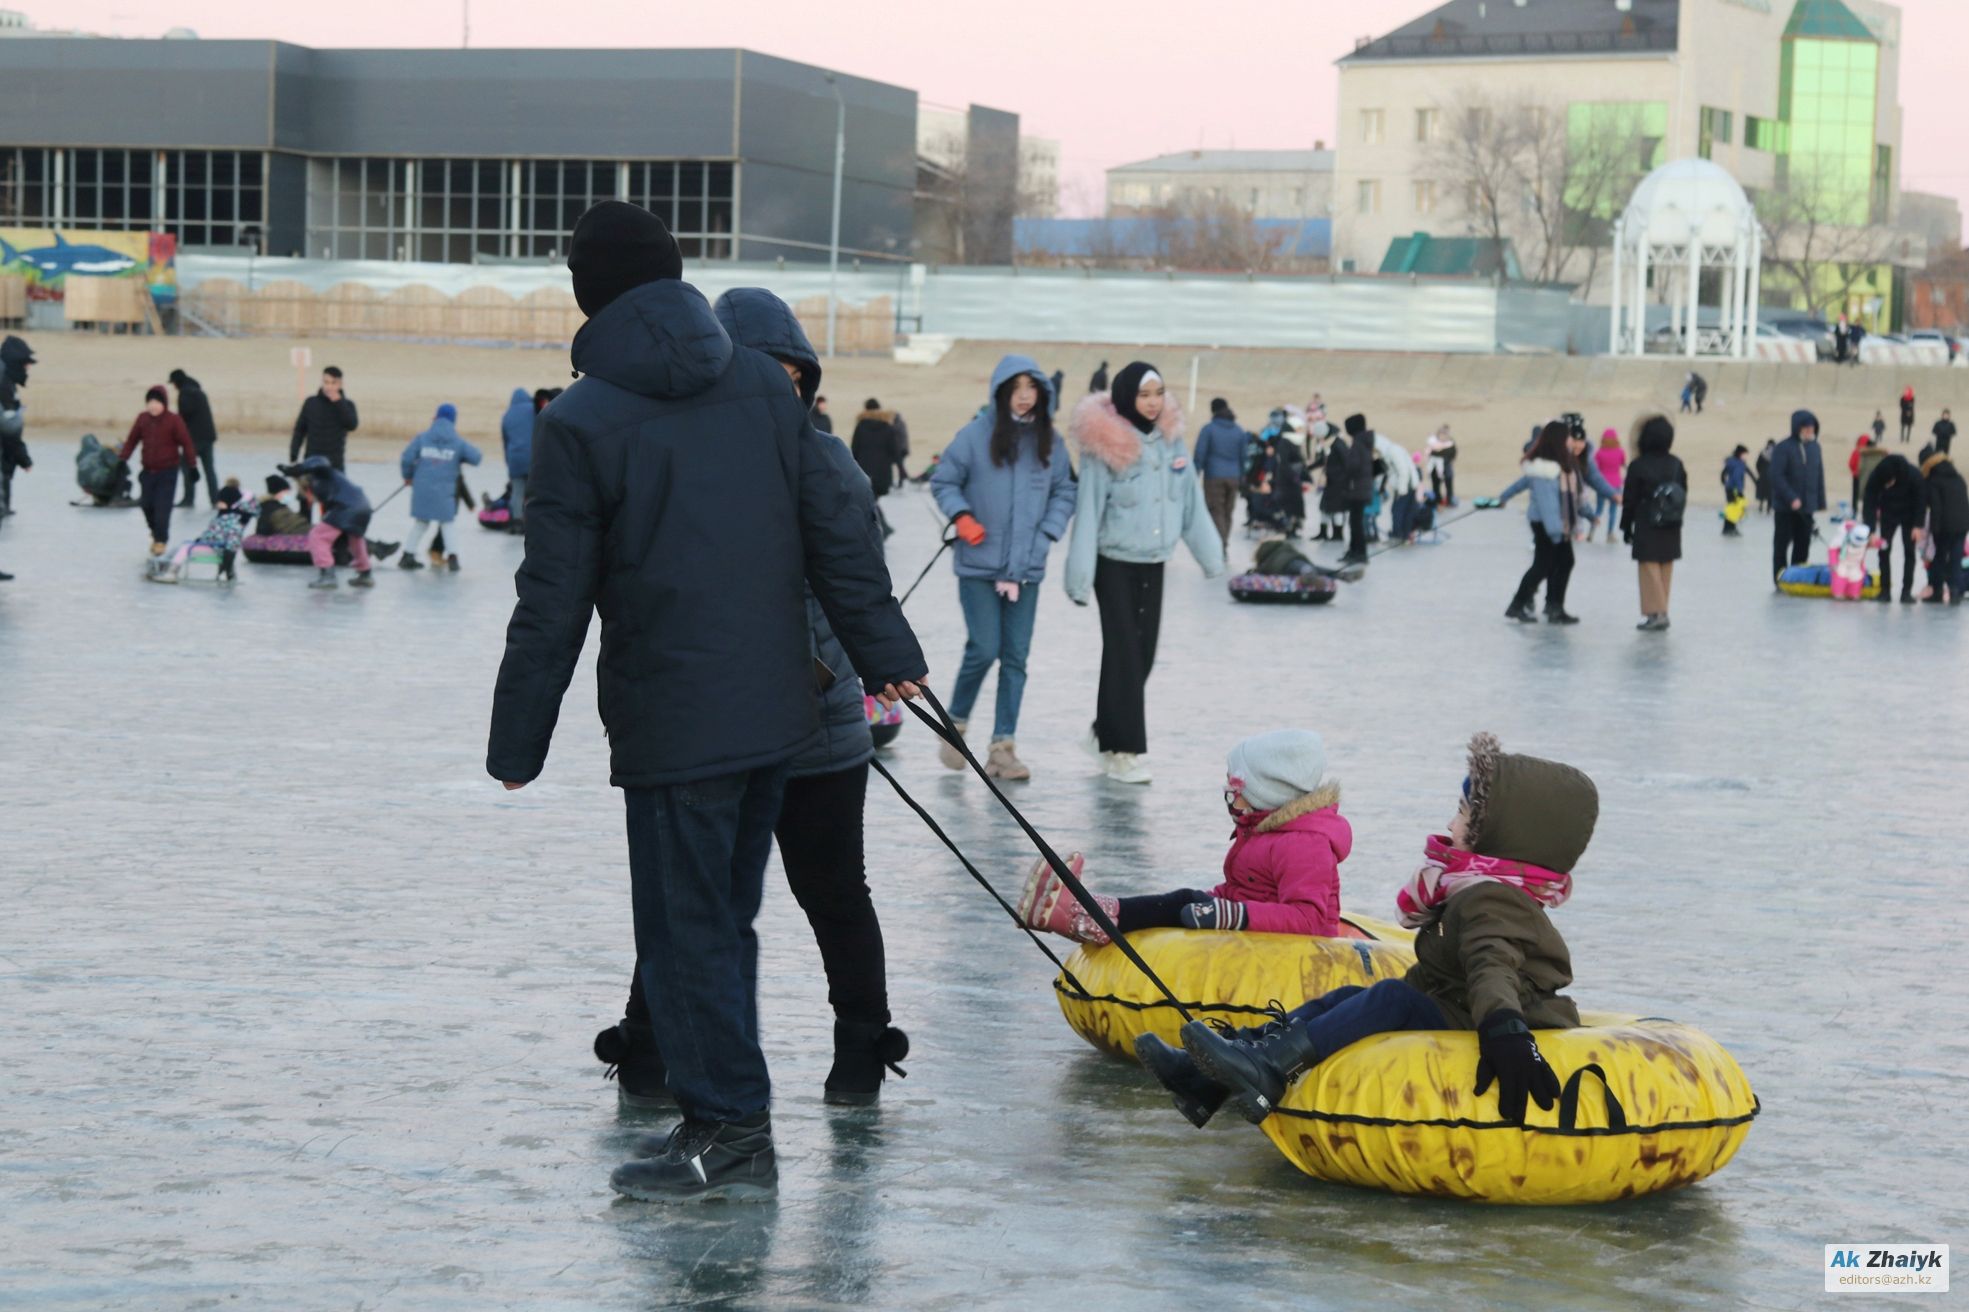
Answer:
[
  {"left": 1698, "top": 106, "right": 1735, "bottom": 160},
  {"left": 1360, "top": 109, "right": 1385, "bottom": 146},
  {"left": 0, "top": 147, "right": 268, "bottom": 247},
  {"left": 1744, "top": 115, "right": 1789, "bottom": 153},
  {"left": 1563, "top": 102, "right": 1670, "bottom": 221},
  {"left": 1357, "top": 178, "right": 1381, "bottom": 215},
  {"left": 1872, "top": 143, "right": 1893, "bottom": 224},
  {"left": 1413, "top": 179, "right": 1437, "bottom": 215},
  {"left": 1415, "top": 108, "right": 1440, "bottom": 144},
  {"left": 1777, "top": 33, "right": 1881, "bottom": 226},
  {"left": 162, "top": 150, "right": 266, "bottom": 249}
]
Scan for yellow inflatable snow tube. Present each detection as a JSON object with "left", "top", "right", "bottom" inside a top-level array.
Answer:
[
  {"left": 1054, "top": 921, "right": 1758, "bottom": 1204},
  {"left": 1053, "top": 914, "right": 1416, "bottom": 1059}
]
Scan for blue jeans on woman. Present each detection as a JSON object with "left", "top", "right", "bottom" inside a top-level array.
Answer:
[
  {"left": 948, "top": 576, "right": 1040, "bottom": 739},
  {"left": 1281, "top": 979, "right": 1451, "bottom": 1063},
  {"left": 1591, "top": 489, "right": 1618, "bottom": 537}
]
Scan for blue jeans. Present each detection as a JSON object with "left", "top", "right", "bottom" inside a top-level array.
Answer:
[
  {"left": 624, "top": 763, "right": 788, "bottom": 1123},
  {"left": 1592, "top": 489, "right": 1617, "bottom": 533},
  {"left": 1282, "top": 979, "right": 1450, "bottom": 1063},
  {"left": 1390, "top": 491, "right": 1417, "bottom": 540},
  {"left": 947, "top": 576, "right": 1040, "bottom": 739}
]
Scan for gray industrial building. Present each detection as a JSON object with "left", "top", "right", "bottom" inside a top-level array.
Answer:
[{"left": 0, "top": 39, "right": 921, "bottom": 263}]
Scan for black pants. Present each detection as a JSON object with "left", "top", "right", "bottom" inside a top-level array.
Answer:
[
  {"left": 1509, "top": 527, "right": 1574, "bottom": 612},
  {"left": 1092, "top": 556, "right": 1163, "bottom": 755},
  {"left": 1431, "top": 460, "right": 1455, "bottom": 506},
  {"left": 1773, "top": 509, "right": 1814, "bottom": 581},
  {"left": 1931, "top": 530, "right": 1967, "bottom": 600},
  {"left": 1344, "top": 504, "right": 1368, "bottom": 559},
  {"left": 1878, "top": 518, "right": 1918, "bottom": 598},
  {"left": 626, "top": 760, "right": 889, "bottom": 1033},
  {"left": 0, "top": 454, "right": 17, "bottom": 514},
  {"left": 1116, "top": 888, "right": 1209, "bottom": 933},
  {"left": 1901, "top": 418, "right": 1913, "bottom": 443},
  {"left": 138, "top": 469, "right": 179, "bottom": 545}
]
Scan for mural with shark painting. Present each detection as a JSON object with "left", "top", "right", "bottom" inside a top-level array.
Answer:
[{"left": 0, "top": 229, "right": 177, "bottom": 305}]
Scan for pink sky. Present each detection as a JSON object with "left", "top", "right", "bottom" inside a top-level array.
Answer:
[{"left": 46, "top": 0, "right": 1969, "bottom": 221}]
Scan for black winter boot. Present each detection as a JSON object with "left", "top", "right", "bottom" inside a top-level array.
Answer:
[
  {"left": 1135, "top": 1033, "right": 1229, "bottom": 1128},
  {"left": 611, "top": 1113, "right": 777, "bottom": 1203},
  {"left": 594, "top": 1022, "right": 674, "bottom": 1112},
  {"left": 823, "top": 1018, "right": 909, "bottom": 1106},
  {"left": 1179, "top": 1016, "right": 1322, "bottom": 1124}
]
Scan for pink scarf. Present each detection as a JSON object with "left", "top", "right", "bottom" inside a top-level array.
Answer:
[{"left": 1396, "top": 834, "right": 1573, "bottom": 928}]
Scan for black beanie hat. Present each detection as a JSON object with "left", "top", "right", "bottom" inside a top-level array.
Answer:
[
  {"left": 1110, "top": 361, "right": 1162, "bottom": 433},
  {"left": 1343, "top": 413, "right": 1367, "bottom": 438},
  {"left": 266, "top": 475, "right": 291, "bottom": 494},
  {"left": 568, "top": 201, "right": 684, "bottom": 317},
  {"left": 1209, "top": 397, "right": 1228, "bottom": 416},
  {"left": 145, "top": 384, "right": 169, "bottom": 406}
]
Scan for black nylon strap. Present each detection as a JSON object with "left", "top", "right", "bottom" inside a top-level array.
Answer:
[
  {"left": 896, "top": 532, "right": 955, "bottom": 608},
  {"left": 895, "top": 684, "right": 1195, "bottom": 1023},
  {"left": 1558, "top": 1062, "right": 1629, "bottom": 1132}
]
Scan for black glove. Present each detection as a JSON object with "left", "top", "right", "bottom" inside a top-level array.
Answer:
[
  {"left": 1179, "top": 897, "right": 1247, "bottom": 931},
  {"left": 1473, "top": 1009, "right": 1561, "bottom": 1125}
]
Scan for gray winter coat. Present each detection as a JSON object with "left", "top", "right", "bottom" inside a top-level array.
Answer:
[{"left": 930, "top": 353, "right": 1077, "bottom": 583}]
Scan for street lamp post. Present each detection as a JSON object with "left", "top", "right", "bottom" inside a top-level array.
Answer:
[{"left": 825, "top": 74, "right": 845, "bottom": 358}]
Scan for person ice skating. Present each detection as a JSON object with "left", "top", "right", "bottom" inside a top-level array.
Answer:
[
  {"left": 601, "top": 286, "right": 917, "bottom": 1116},
  {"left": 1064, "top": 362, "right": 1224, "bottom": 785},
  {"left": 1863, "top": 449, "right": 1925, "bottom": 604},
  {"left": 1934, "top": 408, "right": 1956, "bottom": 456},
  {"left": 288, "top": 366, "right": 358, "bottom": 473},
  {"left": 929, "top": 355, "right": 1077, "bottom": 781},
  {"left": 1136, "top": 732, "right": 1593, "bottom": 1131},
  {"left": 1491, "top": 422, "right": 1585, "bottom": 625},
  {"left": 499, "top": 386, "right": 534, "bottom": 530},
  {"left": 282, "top": 456, "right": 376, "bottom": 589},
  {"left": 1620, "top": 416, "right": 1687, "bottom": 632},
  {"left": 1192, "top": 397, "right": 1248, "bottom": 546},
  {"left": 1722, "top": 445, "right": 1752, "bottom": 537},
  {"left": 169, "top": 370, "right": 220, "bottom": 508},
  {"left": 0, "top": 335, "right": 32, "bottom": 529},
  {"left": 157, "top": 482, "right": 255, "bottom": 582},
  {"left": 398, "top": 403, "right": 483, "bottom": 573},
  {"left": 485, "top": 202, "right": 926, "bottom": 1205},
  {"left": 119, "top": 385, "right": 199, "bottom": 557},
  {"left": 1900, "top": 387, "right": 1916, "bottom": 444},
  {"left": 1017, "top": 729, "right": 1348, "bottom": 946},
  {"left": 1088, "top": 360, "right": 1109, "bottom": 394},
  {"left": 1919, "top": 449, "right": 1968, "bottom": 605},
  {"left": 1768, "top": 410, "right": 1826, "bottom": 587},
  {"left": 1592, "top": 429, "right": 1626, "bottom": 542},
  {"left": 256, "top": 475, "right": 310, "bottom": 536}
]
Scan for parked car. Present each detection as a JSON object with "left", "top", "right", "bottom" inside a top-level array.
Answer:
[{"left": 1906, "top": 329, "right": 1962, "bottom": 361}]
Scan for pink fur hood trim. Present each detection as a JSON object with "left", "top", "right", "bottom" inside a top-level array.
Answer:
[{"left": 1068, "top": 391, "right": 1186, "bottom": 473}]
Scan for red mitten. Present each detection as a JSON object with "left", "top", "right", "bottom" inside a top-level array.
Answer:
[{"left": 954, "top": 513, "right": 986, "bottom": 546}]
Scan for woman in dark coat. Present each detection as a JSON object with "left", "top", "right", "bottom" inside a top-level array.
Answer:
[{"left": 1619, "top": 414, "right": 1688, "bottom": 632}]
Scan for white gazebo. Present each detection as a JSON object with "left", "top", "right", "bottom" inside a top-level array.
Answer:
[{"left": 1609, "top": 158, "right": 1762, "bottom": 359}]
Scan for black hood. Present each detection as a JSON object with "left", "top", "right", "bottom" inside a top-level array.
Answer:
[
  {"left": 1, "top": 334, "right": 32, "bottom": 385},
  {"left": 570, "top": 280, "right": 733, "bottom": 402},
  {"left": 711, "top": 288, "right": 820, "bottom": 408}
]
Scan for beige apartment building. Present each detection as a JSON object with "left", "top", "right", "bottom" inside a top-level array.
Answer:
[
  {"left": 1332, "top": 0, "right": 1910, "bottom": 317},
  {"left": 1106, "top": 149, "right": 1334, "bottom": 218}
]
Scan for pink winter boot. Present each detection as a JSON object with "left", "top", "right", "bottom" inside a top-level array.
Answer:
[{"left": 1015, "top": 852, "right": 1118, "bottom": 945}]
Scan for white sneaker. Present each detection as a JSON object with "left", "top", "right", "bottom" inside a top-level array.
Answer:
[
  {"left": 1103, "top": 752, "right": 1153, "bottom": 785},
  {"left": 937, "top": 718, "right": 968, "bottom": 771}
]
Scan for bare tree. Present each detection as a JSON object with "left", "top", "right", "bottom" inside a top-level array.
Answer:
[
  {"left": 1422, "top": 93, "right": 1519, "bottom": 274},
  {"left": 1148, "top": 195, "right": 1291, "bottom": 272},
  {"left": 1755, "top": 164, "right": 1896, "bottom": 320}
]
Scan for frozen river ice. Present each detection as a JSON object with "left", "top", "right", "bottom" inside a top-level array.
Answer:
[{"left": 2, "top": 451, "right": 1965, "bottom": 1310}]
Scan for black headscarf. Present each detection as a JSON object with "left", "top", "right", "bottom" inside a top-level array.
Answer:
[{"left": 1110, "top": 361, "right": 1163, "bottom": 434}]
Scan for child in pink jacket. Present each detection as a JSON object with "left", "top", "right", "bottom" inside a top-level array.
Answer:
[{"left": 1017, "top": 729, "right": 1347, "bottom": 942}]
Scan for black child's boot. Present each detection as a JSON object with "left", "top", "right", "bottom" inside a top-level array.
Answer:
[
  {"left": 1179, "top": 1017, "right": 1323, "bottom": 1125},
  {"left": 823, "top": 1018, "right": 910, "bottom": 1106},
  {"left": 1135, "top": 1033, "right": 1230, "bottom": 1128},
  {"left": 593, "top": 1021, "right": 674, "bottom": 1112}
]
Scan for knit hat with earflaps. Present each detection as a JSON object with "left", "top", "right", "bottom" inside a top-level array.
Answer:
[
  {"left": 1461, "top": 732, "right": 1598, "bottom": 873},
  {"left": 1227, "top": 729, "right": 1328, "bottom": 812}
]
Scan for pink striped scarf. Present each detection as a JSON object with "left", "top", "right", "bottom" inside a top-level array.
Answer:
[{"left": 1396, "top": 833, "right": 1573, "bottom": 929}]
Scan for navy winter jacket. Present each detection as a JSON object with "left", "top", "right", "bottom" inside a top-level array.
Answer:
[
  {"left": 930, "top": 354, "right": 1077, "bottom": 584},
  {"left": 290, "top": 456, "right": 372, "bottom": 534},
  {"left": 713, "top": 286, "right": 879, "bottom": 779},
  {"left": 1192, "top": 416, "right": 1249, "bottom": 481},
  {"left": 1767, "top": 433, "right": 1826, "bottom": 514},
  {"left": 487, "top": 279, "right": 923, "bottom": 788},
  {"left": 500, "top": 387, "right": 534, "bottom": 478}
]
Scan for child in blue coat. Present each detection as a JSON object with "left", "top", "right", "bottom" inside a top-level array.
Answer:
[{"left": 398, "top": 403, "right": 482, "bottom": 571}]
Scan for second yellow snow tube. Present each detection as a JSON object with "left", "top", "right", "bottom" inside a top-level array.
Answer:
[
  {"left": 1260, "top": 1013, "right": 1759, "bottom": 1203},
  {"left": 1053, "top": 914, "right": 1416, "bottom": 1058}
]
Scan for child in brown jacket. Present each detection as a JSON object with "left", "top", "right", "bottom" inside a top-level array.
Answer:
[{"left": 1138, "top": 732, "right": 1595, "bottom": 1129}]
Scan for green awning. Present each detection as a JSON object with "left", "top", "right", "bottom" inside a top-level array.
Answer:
[{"left": 1377, "top": 233, "right": 1521, "bottom": 278}]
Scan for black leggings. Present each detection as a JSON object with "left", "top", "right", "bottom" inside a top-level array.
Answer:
[
  {"left": 1116, "top": 888, "right": 1210, "bottom": 933},
  {"left": 625, "top": 760, "right": 889, "bottom": 1029},
  {"left": 1510, "top": 527, "right": 1574, "bottom": 612},
  {"left": 1877, "top": 518, "right": 1918, "bottom": 598},
  {"left": 1092, "top": 556, "right": 1163, "bottom": 755}
]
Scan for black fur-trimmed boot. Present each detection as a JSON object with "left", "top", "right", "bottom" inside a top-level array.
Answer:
[
  {"left": 823, "top": 1018, "right": 909, "bottom": 1106},
  {"left": 1179, "top": 1016, "right": 1322, "bottom": 1125},
  {"left": 594, "top": 1021, "right": 674, "bottom": 1112}
]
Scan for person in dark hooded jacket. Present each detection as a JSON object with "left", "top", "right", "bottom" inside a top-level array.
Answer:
[
  {"left": 1, "top": 335, "right": 34, "bottom": 523},
  {"left": 1339, "top": 414, "right": 1379, "bottom": 565},
  {"left": 169, "top": 370, "right": 220, "bottom": 508},
  {"left": 1766, "top": 410, "right": 1826, "bottom": 585},
  {"left": 1863, "top": 450, "right": 1925, "bottom": 603},
  {"left": 599, "top": 287, "right": 913, "bottom": 1115},
  {"left": 485, "top": 202, "right": 926, "bottom": 1205},
  {"left": 281, "top": 455, "right": 375, "bottom": 589},
  {"left": 1919, "top": 450, "right": 1968, "bottom": 604}
]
